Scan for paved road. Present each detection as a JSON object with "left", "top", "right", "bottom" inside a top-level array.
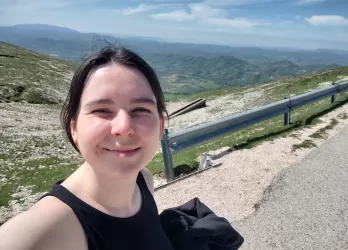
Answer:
[{"left": 232, "top": 125, "right": 348, "bottom": 250}]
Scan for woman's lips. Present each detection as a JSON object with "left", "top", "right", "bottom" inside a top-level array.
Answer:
[{"left": 105, "top": 147, "right": 141, "bottom": 156}]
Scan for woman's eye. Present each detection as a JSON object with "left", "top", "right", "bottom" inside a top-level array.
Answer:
[
  {"left": 132, "top": 108, "right": 151, "bottom": 113},
  {"left": 92, "top": 109, "right": 111, "bottom": 113}
]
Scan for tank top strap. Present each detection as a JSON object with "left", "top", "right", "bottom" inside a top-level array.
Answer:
[
  {"left": 38, "top": 179, "right": 78, "bottom": 208},
  {"left": 38, "top": 170, "right": 150, "bottom": 209},
  {"left": 136, "top": 170, "right": 148, "bottom": 191}
]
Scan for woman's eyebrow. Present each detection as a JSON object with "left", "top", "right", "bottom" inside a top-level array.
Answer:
[
  {"left": 131, "top": 98, "right": 156, "bottom": 106},
  {"left": 84, "top": 97, "right": 156, "bottom": 108},
  {"left": 84, "top": 98, "right": 114, "bottom": 108}
]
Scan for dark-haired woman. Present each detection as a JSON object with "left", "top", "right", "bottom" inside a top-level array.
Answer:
[{"left": 0, "top": 46, "right": 174, "bottom": 250}]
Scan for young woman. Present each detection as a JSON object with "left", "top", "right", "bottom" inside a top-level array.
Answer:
[{"left": 0, "top": 45, "right": 174, "bottom": 250}]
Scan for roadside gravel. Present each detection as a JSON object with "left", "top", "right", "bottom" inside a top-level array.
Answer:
[{"left": 154, "top": 103, "right": 348, "bottom": 222}]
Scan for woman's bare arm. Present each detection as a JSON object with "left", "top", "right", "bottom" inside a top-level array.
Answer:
[
  {"left": 0, "top": 209, "right": 45, "bottom": 250},
  {"left": 0, "top": 196, "right": 87, "bottom": 250}
]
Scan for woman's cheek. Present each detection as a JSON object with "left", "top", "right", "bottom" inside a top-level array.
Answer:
[
  {"left": 80, "top": 117, "right": 110, "bottom": 138},
  {"left": 133, "top": 116, "right": 160, "bottom": 132}
]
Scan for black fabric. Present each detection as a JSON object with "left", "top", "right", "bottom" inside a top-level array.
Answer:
[
  {"left": 39, "top": 172, "right": 174, "bottom": 250},
  {"left": 159, "top": 197, "right": 244, "bottom": 250}
]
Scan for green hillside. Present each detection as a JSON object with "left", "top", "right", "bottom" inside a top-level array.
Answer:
[
  {"left": 145, "top": 53, "right": 339, "bottom": 99},
  {"left": 0, "top": 41, "right": 77, "bottom": 104},
  {"left": 0, "top": 39, "right": 341, "bottom": 104}
]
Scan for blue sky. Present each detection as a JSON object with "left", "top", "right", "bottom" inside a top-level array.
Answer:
[{"left": 1, "top": 0, "right": 348, "bottom": 50}]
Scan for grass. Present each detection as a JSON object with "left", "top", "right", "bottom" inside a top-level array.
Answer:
[
  {"left": 337, "top": 113, "right": 348, "bottom": 120},
  {"left": 291, "top": 140, "right": 317, "bottom": 152},
  {"left": 0, "top": 134, "right": 81, "bottom": 207},
  {"left": 0, "top": 157, "right": 79, "bottom": 207},
  {"left": 166, "top": 66, "right": 348, "bottom": 103},
  {"left": 0, "top": 41, "right": 77, "bottom": 104},
  {"left": 146, "top": 90, "right": 348, "bottom": 176},
  {"left": 309, "top": 118, "right": 339, "bottom": 139}
]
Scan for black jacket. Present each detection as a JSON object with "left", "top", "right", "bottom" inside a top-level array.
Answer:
[{"left": 159, "top": 197, "right": 244, "bottom": 250}]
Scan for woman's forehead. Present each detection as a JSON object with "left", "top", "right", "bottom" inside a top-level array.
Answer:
[
  {"left": 90, "top": 63, "right": 146, "bottom": 83},
  {"left": 81, "top": 64, "right": 156, "bottom": 103}
]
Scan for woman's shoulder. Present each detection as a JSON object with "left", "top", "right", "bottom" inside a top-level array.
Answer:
[
  {"left": 0, "top": 196, "right": 87, "bottom": 250},
  {"left": 140, "top": 168, "right": 154, "bottom": 196}
]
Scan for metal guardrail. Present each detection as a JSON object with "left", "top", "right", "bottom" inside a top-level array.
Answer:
[{"left": 160, "top": 81, "right": 348, "bottom": 182}]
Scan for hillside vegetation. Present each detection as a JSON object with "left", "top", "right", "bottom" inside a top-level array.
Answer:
[
  {"left": 0, "top": 42, "right": 77, "bottom": 104},
  {"left": 147, "top": 53, "right": 338, "bottom": 97}
]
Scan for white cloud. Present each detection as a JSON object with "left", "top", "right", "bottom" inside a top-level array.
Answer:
[
  {"left": 151, "top": 10, "right": 196, "bottom": 21},
  {"left": 118, "top": 3, "right": 185, "bottom": 16},
  {"left": 207, "top": 17, "right": 269, "bottom": 28},
  {"left": 203, "top": 0, "right": 258, "bottom": 6},
  {"left": 203, "top": 0, "right": 275, "bottom": 6},
  {"left": 295, "top": 0, "right": 326, "bottom": 5},
  {"left": 150, "top": 3, "right": 268, "bottom": 28},
  {"left": 305, "top": 15, "right": 348, "bottom": 26},
  {"left": 188, "top": 3, "right": 227, "bottom": 18},
  {"left": 150, "top": 3, "right": 226, "bottom": 22},
  {"left": 122, "top": 4, "right": 157, "bottom": 15}
]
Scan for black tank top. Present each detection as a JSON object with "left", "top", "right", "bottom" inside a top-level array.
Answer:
[{"left": 39, "top": 172, "right": 174, "bottom": 250}]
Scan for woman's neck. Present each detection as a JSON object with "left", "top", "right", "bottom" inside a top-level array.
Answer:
[{"left": 62, "top": 162, "right": 142, "bottom": 218}]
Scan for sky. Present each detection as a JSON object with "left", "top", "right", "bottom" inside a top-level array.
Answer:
[{"left": 0, "top": 0, "right": 348, "bottom": 50}]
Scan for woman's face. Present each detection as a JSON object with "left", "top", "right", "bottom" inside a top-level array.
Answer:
[{"left": 71, "top": 63, "right": 165, "bottom": 176}]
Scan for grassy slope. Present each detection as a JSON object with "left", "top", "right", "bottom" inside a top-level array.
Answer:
[
  {"left": 0, "top": 41, "right": 77, "bottom": 104},
  {"left": 146, "top": 66, "right": 348, "bottom": 174}
]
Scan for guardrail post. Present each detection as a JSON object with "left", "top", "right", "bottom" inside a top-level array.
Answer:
[
  {"left": 160, "top": 129, "right": 175, "bottom": 182},
  {"left": 284, "top": 97, "right": 291, "bottom": 126},
  {"left": 284, "top": 112, "right": 290, "bottom": 126},
  {"left": 331, "top": 94, "right": 336, "bottom": 104}
]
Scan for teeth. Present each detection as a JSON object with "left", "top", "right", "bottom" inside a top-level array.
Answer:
[{"left": 107, "top": 148, "right": 138, "bottom": 152}]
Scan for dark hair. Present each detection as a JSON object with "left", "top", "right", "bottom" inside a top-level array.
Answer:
[{"left": 60, "top": 45, "right": 168, "bottom": 153}]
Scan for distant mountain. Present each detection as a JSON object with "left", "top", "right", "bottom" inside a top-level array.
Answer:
[
  {"left": 0, "top": 41, "right": 346, "bottom": 104},
  {"left": 314, "top": 48, "right": 348, "bottom": 55},
  {"left": 1, "top": 24, "right": 348, "bottom": 65},
  {"left": 0, "top": 24, "right": 346, "bottom": 97}
]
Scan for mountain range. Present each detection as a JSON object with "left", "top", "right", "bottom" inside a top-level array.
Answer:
[{"left": 0, "top": 24, "right": 347, "bottom": 97}]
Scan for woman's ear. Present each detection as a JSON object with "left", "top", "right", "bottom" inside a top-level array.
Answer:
[{"left": 70, "top": 119, "right": 78, "bottom": 147}]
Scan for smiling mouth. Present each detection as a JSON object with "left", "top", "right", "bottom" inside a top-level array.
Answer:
[{"left": 106, "top": 147, "right": 140, "bottom": 153}]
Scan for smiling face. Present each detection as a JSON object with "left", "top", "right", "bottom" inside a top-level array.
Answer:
[{"left": 70, "top": 62, "right": 165, "bottom": 176}]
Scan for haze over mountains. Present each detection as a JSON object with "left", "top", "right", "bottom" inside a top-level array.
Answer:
[{"left": 1, "top": 24, "right": 347, "bottom": 97}]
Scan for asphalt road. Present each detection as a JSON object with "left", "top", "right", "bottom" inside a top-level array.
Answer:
[{"left": 232, "top": 125, "right": 348, "bottom": 250}]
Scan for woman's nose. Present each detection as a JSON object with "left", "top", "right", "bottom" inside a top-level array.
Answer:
[{"left": 110, "top": 110, "right": 135, "bottom": 137}]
